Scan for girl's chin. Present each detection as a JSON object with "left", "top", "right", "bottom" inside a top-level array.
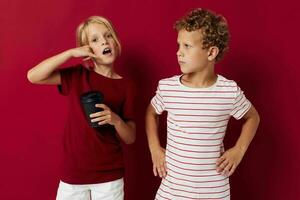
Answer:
[{"left": 93, "top": 58, "right": 116, "bottom": 66}]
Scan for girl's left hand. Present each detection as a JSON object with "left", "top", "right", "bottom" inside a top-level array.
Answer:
[
  {"left": 216, "top": 146, "right": 246, "bottom": 176},
  {"left": 90, "top": 104, "right": 121, "bottom": 126}
]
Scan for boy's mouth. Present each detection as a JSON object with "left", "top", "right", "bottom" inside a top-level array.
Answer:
[{"left": 102, "top": 47, "right": 112, "bottom": 55}]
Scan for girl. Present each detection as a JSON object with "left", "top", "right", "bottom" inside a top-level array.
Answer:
[{"left": 27, "top": 16, "right": 136, "bottom": 200}]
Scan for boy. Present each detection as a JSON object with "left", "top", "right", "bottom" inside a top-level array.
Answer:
[{"left": 146, "top": 8, "right": 260, "bottom": 199}]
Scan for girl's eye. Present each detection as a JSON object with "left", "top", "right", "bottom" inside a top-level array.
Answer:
[
  {"left": 106, "top": 34, "right": 112, "bottom": 38},
  {"left": 92, "top": 38, "right": 98, "bottom": 42}
]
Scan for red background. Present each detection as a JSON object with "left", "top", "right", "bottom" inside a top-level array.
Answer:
[{"left": 1, "top": 0, "right": 299, "bottom": 199}]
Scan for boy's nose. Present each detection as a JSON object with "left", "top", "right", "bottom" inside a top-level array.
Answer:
[{"left": 176, "top": 50, "right": 183, "bottom": 57}]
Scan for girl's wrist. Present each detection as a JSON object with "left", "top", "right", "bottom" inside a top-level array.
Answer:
[
  {"left": 113, "top": 115, "right": 123, "bottom": 127},
  {"left": 65, "top": 49, "right": 74, "bottom": 58}
]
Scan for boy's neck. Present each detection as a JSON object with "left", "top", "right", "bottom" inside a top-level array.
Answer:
[{"left": 182, "top": 65, "right": 217, "bottom": 88}]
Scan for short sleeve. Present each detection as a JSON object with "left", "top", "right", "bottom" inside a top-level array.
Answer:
[
  {"left": 57, "top": 65, "right": 81, "bottom": 96},
  {"left": 230, "top": 85, "right": 252, "bottom": 120},
  {"left": 122, "top": 80, "right": 136, "bottom": 122},
  {"left": 150, "top": 81, "right": 165, "bottom": 115}
]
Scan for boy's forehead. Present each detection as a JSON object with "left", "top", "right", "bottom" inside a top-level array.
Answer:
[{"left": 177, "top": 29, "right": 203, "bottom": 43}]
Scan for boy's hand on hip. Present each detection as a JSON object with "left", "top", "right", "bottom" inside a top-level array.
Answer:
[
  {"left": 151, "top": 147, "right": 167, "bottom": 178},
  {"left": 216, "top": 146, "right": 246, "bottom": 176}
]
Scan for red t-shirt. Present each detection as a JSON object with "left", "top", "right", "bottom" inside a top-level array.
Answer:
[{"left": 58, "top": 65, "right": 135, "bottom": 184}]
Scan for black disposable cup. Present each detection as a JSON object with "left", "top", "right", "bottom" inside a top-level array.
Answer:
[{"left": 80, "top": 91, "right": 104, "bottom": 128}]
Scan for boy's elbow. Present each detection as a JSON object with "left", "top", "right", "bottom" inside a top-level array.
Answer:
[
  {"left": 256, "top": 111, "right": 260, "bottom": 125},
  {"left": 252, "top": 106, "right": 260, "bottom": 124}
]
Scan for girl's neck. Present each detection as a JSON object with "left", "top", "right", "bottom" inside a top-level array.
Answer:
[{"left": 92, "top": 62, "right": 121, "bottom": 79}]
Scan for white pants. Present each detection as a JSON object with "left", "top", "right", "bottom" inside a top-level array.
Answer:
[{"left": 56, "top": 178, "right": 124, "bottom": 200}]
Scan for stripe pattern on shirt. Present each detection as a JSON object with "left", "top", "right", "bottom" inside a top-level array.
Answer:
[{"left": 151, "top": 75, "right": 251, "bottom": 200}]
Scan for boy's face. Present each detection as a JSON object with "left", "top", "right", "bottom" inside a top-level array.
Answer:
[
  {"left": 85, "top": 23, "right": 118, "bottom": 65},
  {"left": 176, "top": 29, "right": 211, "bottom": 74}
]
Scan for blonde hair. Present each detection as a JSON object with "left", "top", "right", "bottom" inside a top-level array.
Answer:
[{"left": 76, "top": 16, "right": 122, "bottom": 55}]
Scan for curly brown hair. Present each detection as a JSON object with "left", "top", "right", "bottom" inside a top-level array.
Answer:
[{"left": 175, "top": 8, "right": 230, "bottom": 62}]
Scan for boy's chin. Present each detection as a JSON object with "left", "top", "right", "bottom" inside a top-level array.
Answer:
[{"left": 180, "top": 67, "right": 193, "bottom": 74}]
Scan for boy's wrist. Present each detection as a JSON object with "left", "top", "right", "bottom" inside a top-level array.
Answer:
[
  {"left": 149, "top": 143, "right": 162, "bottom": 154},
  {"left": 234, "top": 144, "right": 247, "bottom": 154}
]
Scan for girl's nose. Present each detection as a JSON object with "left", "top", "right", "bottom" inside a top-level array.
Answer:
[{"left": 101, "top": 40, "right": 108, "bottom": 46}]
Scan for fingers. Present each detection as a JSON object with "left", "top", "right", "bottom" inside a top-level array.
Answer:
[
  {"left": 216, "top": 158, "right": 236, "bottom": 176},
  {"left": 98, "top": 119, "right": 110, "bottom": 126},
  {"left": 222, "top": 162, "right": 233, "bottom": 176},
  {"left": 154, "top": 162, "right": 167, "bottom": 178},
  {"left": 216, "top": 155, "right": 226, "bottom": 166},
  {"left": 83, "top": 57, "right": 92, "bottom": 61},
  {"left": 82, "top": 45, "right": 97, "bottom": 58},
  {"left": 89, "top": 110, "right": 109, "bottom": 118},
  {"left": 89, "top": 104, "right": 109, "bottom": 117},
  {"left": 228, "top": 164, "right": 237, "bottom": 176},
  {"left": 162, "top": 161, "right": 167, "bottom": 177},
  {"left": 217, "top": 159, "right": 229, "bottom": 173},
  {"left": 91, "top": 116, "right": 107, "bottom": 123},
  {"left": 89, "top": 104, "right": 111, "bottom": 125},
  {"left": 152, "top": 149, "right": 167, "bottom": 178},
  {"left": 82, "top": 54, "right": 97, "bottom": 61},
  {"left": 95, "top": 104, "right": 109, "bottom": 110},
  {"left": 153, "top": 165, "right": 158, "bottom": 177}
]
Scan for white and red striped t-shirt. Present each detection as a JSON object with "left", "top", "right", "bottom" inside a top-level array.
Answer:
[{"left": 151, "top": 74, "right": 251, "bottom": 200}]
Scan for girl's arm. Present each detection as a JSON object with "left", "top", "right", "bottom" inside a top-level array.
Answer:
[
  {"left": 114, "top": 120, "right": 136, "bottom": 144},
  {"left": 27, "top": 46, "right": 96, "bottom": 85},
  {"left": 90, "top": 104, "right": 136, "bottom": 144},
  {"left": 145, "top": 104, "right": 167, "bottom": 178}
]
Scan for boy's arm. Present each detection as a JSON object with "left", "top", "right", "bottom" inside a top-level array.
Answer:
[
  {"left": 216, "top": 105, "right": 260, "bottom": 176},
  {"left": 145, "top": 104, "right": 167, "bottom": 178},
  {"left": 27, "top": 46, "right": 96, "bottom": 85}
]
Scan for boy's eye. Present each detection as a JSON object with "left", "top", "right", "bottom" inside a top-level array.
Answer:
[
  {"left": 92, "top": 38, "right": 98, "bottom": 42},
  {"left": 184, "top": 44, "right": 191, "bottom": 48}
]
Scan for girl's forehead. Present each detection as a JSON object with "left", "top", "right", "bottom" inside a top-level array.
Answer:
[{"left": 85, "top": 23, "right": 110, "bottom": 35}]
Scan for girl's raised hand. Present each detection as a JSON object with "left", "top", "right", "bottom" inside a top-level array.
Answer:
[{"left": 70, "top": 45, "right": 97, "bottom": 60}]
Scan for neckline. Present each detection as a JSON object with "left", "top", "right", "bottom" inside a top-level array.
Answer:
[
  {"left": 178, "top": 74, "right": 219, "bottom": 90},
  {"left": 90, "top": 68, "right": 123, "bottom": 80}
]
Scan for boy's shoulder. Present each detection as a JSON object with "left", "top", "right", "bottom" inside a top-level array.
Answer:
[
  {"left": 157, "top": 74, "right": 239, "bottom": 87},
  {"left": 157, "top": 75, "right": 181, "bottom": 86},
  {"left": 217, "top": 74, "right": 238, "bottom": 87}
]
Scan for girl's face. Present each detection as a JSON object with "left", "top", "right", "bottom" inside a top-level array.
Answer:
[{"left": 85, "top": 23, "right": 118, "bottom": 66}]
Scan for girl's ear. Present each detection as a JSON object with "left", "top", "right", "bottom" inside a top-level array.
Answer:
[{"left": 208, "top": 46, "right": 219, "bottom": 61}]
